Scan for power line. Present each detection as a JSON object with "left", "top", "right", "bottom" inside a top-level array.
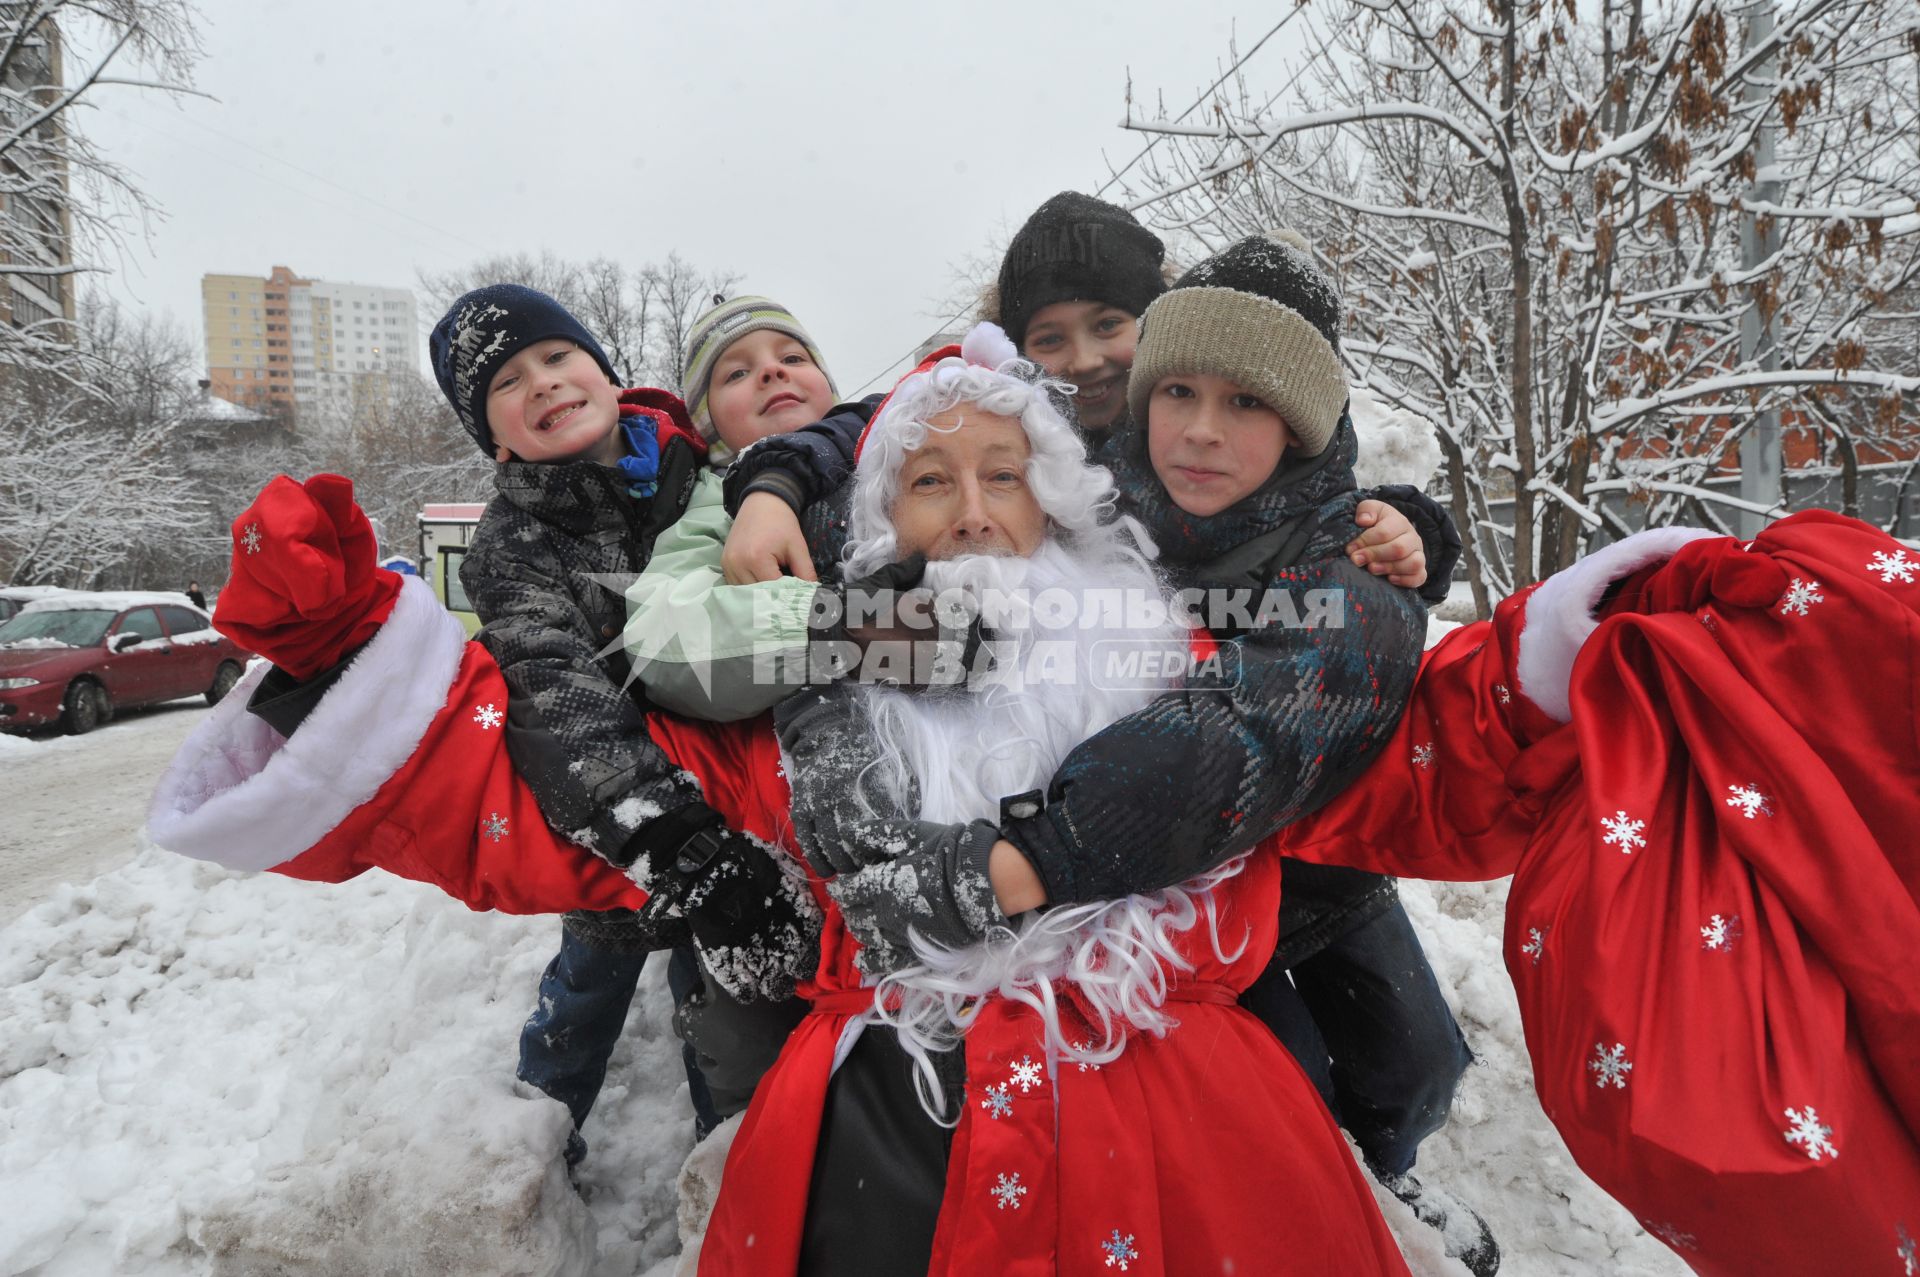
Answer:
[{"left": 847, "top": 14, "right": 1300, "bottom": 397}]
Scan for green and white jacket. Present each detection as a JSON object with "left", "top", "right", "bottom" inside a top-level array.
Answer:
[{"left": 622, "top": 470, "right": 821, "bottom": 722}]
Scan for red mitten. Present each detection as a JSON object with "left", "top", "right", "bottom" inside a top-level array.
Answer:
[{"left": 215, "top": 474, "right": 404, "bottom": 679}]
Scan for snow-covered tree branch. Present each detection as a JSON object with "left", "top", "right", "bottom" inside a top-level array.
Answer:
[{"left": 1114, "top": 0, "right": 1920, "bottom": 610}]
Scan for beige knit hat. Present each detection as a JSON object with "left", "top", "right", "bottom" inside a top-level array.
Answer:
[{"left": 1126, "top": 230, "right": 1348, "bottom": 457}]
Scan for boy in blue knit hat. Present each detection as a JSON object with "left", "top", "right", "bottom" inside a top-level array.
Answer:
[{"left": 428, "top": 285, "right": 815, "bottom": 1166}]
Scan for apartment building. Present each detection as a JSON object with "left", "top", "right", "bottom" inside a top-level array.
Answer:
[
  {"left": 0, "top": 12, "right": 77, "bottom": 334},
  {"left": 202, "top": 265, "right": 419, "bottom": 421}
]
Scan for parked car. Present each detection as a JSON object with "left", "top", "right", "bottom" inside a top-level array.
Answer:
[
  {"left": 0, "top": 591, "right": 254, "bottom": 735},
  {"left": 0, "top": 585, "right": 77, "bottom": 624}
]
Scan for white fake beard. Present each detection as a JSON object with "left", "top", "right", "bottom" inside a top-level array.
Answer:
[{"left": 850, "top": 536, "right": 1189, "bottom": 828}]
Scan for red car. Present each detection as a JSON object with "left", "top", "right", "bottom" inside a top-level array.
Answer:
[{"left": 0, "top": 592, "right": 254, "bottom": 735}]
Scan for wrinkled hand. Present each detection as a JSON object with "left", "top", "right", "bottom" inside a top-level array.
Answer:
[
  {"left": 675, "top": 828, "right": 822, "bottom": 1002},
  {"left": 824, "top": 819, "right": 1008, "bottom": 977},
  {"left": 723, "top": 491, "right": 817, "bottom": 585},
  {"left": 1347, "top": 499, "right": 1428, "bottom": 589}
]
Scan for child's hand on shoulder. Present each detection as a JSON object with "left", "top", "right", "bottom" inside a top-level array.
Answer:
[{"left": 1348, "top": 500, "right": 1428, "bottom": 589}]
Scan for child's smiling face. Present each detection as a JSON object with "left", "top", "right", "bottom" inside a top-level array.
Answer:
[
  {"left": 485, "top": 339, "right": 623, "bottom": 465},
  {"left": 1020, "top": 300, "right": 1138, "bottom": 432},
  {"left": 1146, "top": 371, "right": 1293, "bottom": 517},
  {"left": 705, "top": 329, "right": 836, "bottom": 453}
]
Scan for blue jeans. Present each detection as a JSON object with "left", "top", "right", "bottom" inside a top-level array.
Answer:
[
  {"left": 516, "top": 928, "right": 721, "bottom": 1163},
  {"left": 1241, "top": 899, "right": 1472, "bottom": 1177}
]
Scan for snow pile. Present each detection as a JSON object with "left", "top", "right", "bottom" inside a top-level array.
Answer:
[
  {"left": 0, "top": 843, "right": 694, "bottom": 1277},
  {"left": 0, "top": 636, "right": 75, "bottom": 649},
  {"left": 1349, "top": 384, "right": 1444, "bottom": 491}
]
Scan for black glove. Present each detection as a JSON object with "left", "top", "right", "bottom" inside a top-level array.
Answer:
[
  {"left": 634, "top": 806, "right": 821, "bottom": 1002},
  {"left": 824, "top": 818, "right": 1009, "bottom": 978}
]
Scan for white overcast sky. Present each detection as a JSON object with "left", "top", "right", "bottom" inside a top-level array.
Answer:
[{"left": 84, "top": 0, "right": 1304, "bottom": 399}]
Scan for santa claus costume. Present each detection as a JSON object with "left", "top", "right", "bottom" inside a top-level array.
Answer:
[{"left": 151, "top": 452, "right": 1919, "bottom": 1270}]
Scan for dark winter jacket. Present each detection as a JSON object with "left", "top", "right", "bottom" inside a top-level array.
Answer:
[
  {"left": 996, "top": 418, "right": 1426, "bottom": 923},
  {"left": 458, "top": 390, "right": 709, "bottom": 950}
]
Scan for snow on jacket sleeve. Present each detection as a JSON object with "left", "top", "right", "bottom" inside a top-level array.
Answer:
[
  {"left": 719, "top": 395, "right": 881, "bottom": 518},
  {"left": 623, "top": 470, "right": 821, "bottom": 722},
  {"left": 462, "top": 526, "right": 707, "bottom": 868},
  {"left": 1001, "top": 551, "right": 1430, "bottom": 906},
  {"left": 146, "top": 576, "right": 648, "bottom": 915}
]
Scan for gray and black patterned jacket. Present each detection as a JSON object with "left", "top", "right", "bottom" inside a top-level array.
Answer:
[{"left": 458, "top": 409, "right": 708, "bottom": 949}]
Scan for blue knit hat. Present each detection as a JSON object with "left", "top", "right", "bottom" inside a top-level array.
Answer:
[{"left": 429, "top": 284, "right": 618, "bottom": 455}]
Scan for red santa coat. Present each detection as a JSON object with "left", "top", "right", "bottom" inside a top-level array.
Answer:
[
  {"left": 1281, "top": 510, "right": 1920, "bottom": 1275},
  {"left": 149, "top": 578, "right": 1411, "bottom": 1276}
]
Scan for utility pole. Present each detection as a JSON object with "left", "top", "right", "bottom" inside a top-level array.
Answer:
[{"left": 1738, "top": 0, "right": 1783, "bottom": 537}]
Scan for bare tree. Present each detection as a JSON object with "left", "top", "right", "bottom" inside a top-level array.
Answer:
[
  {"left": 640, "top": 250, "right": 742, "bottom": 393},
  {"left": 417, "top": 249, "right": 737, "bottom": 390},
  {"left": 1116, "top": 0, "right": 1920, "bottom": 610}
]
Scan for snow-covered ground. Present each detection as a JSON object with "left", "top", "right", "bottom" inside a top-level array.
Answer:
[
  {"left": 0, "top": 649, "right": 1692, "bottom": 1275},
  {"left": 0, "top": 701, "right": 212, "bottom": 925}
]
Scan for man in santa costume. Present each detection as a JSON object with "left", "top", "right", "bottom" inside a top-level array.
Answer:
[{"left": 150, "top": 329, "right": 1920, "bottom": 1275}]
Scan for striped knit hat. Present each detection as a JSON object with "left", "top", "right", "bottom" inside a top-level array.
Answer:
[
  {"left": 681, "top": 295, "right": 837, "bottom": 445},
  {"left": 1127, "top": 230, "right": 1349, "bottom": 458}
]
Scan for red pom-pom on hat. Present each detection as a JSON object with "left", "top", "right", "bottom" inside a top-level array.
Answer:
[{"left": 214, "top": 474, "right": 404, "bottom": 680}]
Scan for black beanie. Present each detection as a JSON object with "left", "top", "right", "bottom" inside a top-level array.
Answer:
[
  {"left": 995, "top": 192, "right": 1166, "bottom": 346},
  {"left": 429, "top": 284, "right": 618, "bottom": 455}
]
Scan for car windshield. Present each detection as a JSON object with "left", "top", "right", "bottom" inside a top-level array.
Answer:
[{"left": 0, "top": 608, "right": 116, "bottom": 648}]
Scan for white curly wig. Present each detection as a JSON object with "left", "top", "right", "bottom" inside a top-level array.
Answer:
[{"left": 843, "top": 322, "right": 1151, "bottom": 577}]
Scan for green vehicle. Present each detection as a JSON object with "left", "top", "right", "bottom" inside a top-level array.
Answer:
[{"left": 418, "top": 503, "right": 487, "bottom": 635}]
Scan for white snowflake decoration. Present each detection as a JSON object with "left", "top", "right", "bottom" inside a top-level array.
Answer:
[
  {"left": 1897, "top": 1223, "right": 1916, "bottom": 1276},
  {"left": 1782, "top": 1105, "right": 1837, "bottom": 1161},
  {"left": 1521, "top": 926, "right": 1548, "bottom": 966},
  {"left": 1068, "top": 1038, "right": 1104, "bottom": 1072},
  {"left": 1412, "top": 742, "right": 1436, "bottom": 770},
  {"left": 1700, "top": 913, "right": 1742, "bottom": 953},
  {"left": 1493, "top": 683, "right": 1513, "bottom": 705},
  {"left": 1723, "top": 783, "right": 1773, "bottom": 820},
  {"left": 1008, "top": 1055, "right": 1045, "bottom": 1094},
  {"left": 991, "top": 1171, "right": 1027, "bottom": 1210},
  {"left": 481, "top": 812, "right": 508, "bottom": 843},
  {"left": 1648, "top": 1221, "right": 1698, "bottom": 1251},
  {"left": 1778, "top": 577, "right": 1825, "bottom": 617},
  {"left": 1101, "top": 1229, "right": 1139, "bottom": 1270},
  {"left": 979, "top": 1084, "right": 1013, "bottom": 1120},
  {"left": 1589, "top": 1042, "right": 1633, "bottom": 1089},
  {"left": 240, "top": 523, "right": 262, "bottom": 555},
  {"left": 1868, "top": 549, "right": 1917, "bottom": 585},
  {"left": 1601, "top": 810, "right": 1647, "bottom": 853},
  {"left": 472, "top": 703, "right": 503, "bottom": 731}
]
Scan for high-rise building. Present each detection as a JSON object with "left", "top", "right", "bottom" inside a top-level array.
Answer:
[
  {"left": 0, "top": 12, "right": 77, "bottom": 335},
  {"left": 201, "top": 265, "right": 419, "bottom": 421}
]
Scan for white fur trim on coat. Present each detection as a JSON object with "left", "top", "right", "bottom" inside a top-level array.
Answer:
[
  {"left": 146, "top": 577, "right": 468, "bottom": 871},
  {"left": 1515, "top": 526, "right": 1717, "bottom": 723}
]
